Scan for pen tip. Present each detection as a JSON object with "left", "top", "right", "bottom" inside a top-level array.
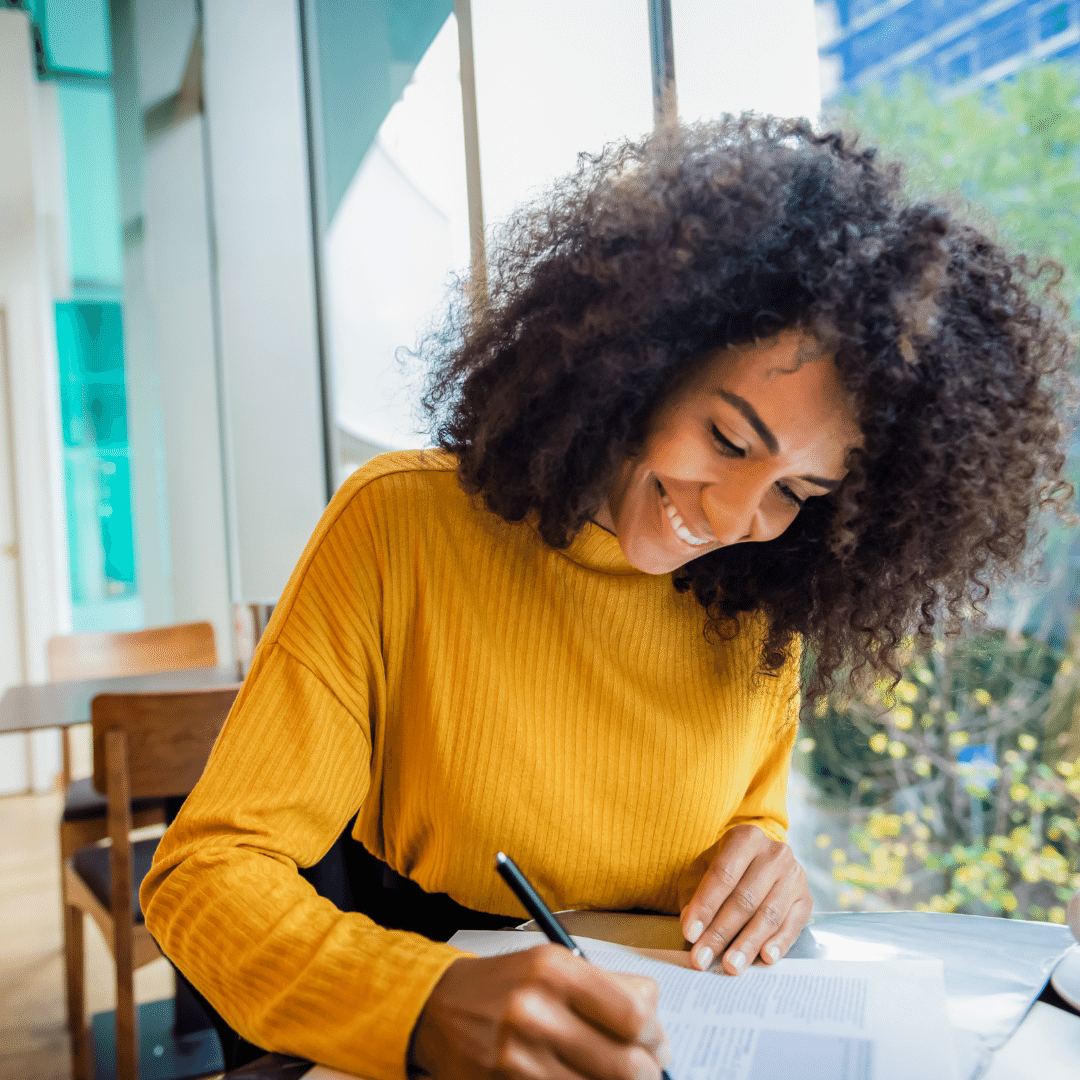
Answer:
[{"left": 495, "top": 852, "right": 506, "bottom": 864}]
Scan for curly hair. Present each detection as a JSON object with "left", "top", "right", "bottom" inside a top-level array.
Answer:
[{"left": 421, "top": 114, "right": 1077, "bottom": 700}]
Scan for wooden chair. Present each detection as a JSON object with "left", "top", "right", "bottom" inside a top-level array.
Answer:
[
  {"left": 64, "top": 686, "right": 239, "bottom": 1080},
  {"left": 50, "top": 624, "right": 217, "bottom": 1059}
]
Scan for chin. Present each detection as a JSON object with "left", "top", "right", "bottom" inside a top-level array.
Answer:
[{"left": 618, "top": 535, "right": 694, "bottom": 576}]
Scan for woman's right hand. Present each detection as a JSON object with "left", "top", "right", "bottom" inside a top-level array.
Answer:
[{"left": 409, "top": 945, "right": 671, "bottom": 1079}]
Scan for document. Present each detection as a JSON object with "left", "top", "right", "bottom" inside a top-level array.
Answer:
[{"left": 449, "top": 930, "right": 958, "bottom": 1080}]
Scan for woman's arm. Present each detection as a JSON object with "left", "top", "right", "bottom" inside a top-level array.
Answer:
[{"left": 141, "top": 641, "right": 466, "bottom": 1079}]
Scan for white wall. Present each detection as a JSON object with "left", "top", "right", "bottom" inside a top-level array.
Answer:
[
  {"left": 201, "top": 0, "right": 328, "bottom": 603},
  {"left": 0, "top": 10, "right": 73, "bottom": 792}
]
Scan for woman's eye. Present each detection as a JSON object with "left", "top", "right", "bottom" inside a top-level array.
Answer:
[
  {"left": 711, "top": 424, "right": 745, "bottom": 457},
  {"left": 777, "top": 483, "right": 805, "bottom": 509}
]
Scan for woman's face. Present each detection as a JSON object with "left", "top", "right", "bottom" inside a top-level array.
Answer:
[{"left": 596, "top": 331, "right": 862, "bottom": 575}]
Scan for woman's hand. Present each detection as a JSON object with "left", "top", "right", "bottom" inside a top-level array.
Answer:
[
  {"left": 680, "top": 824, "right": 812, "bottom": 975},
  {"left": 409, "top": 945, "right": 671, "bottom": 1079}
]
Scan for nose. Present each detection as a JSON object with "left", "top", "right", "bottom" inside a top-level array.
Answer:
[{"left": 702, "top": 480, "right": 788, "bottom": 546}]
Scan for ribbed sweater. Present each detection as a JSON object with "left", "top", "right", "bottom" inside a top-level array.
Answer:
[{"left": 141, "top": 449, "right": 800, "bottom": 1080}]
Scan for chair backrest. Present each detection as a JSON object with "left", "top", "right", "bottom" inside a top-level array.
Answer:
[
  {"left": 47, "top": 621, "right": 218, "bottom": 683},
  {"left": 91, "top": 687, "right": 239, "bottom": 800}
]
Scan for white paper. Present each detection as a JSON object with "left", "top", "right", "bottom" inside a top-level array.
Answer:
[{"left": 450, "top": 930, "right": 957, "bottom": 1080}]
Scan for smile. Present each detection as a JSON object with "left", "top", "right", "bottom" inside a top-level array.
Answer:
[{"left": 657, "top": 481, "right": 709, "bottom": 547}]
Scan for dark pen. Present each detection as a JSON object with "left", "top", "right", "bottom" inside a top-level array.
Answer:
[{"left": 495, "top": 852, "right": 674, "bottom": 1080}]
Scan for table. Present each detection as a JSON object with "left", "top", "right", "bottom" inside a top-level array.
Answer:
[
  {"left": 221, "top": 910, "right": 1080, "bottom": 1079},
  {"left": 0, "top": 665, "right": 243, "bottom": 735}
]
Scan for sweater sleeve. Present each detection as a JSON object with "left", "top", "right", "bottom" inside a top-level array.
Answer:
[
  {"left": 140, "top": 479, "right": 464, "bottom": 1080},
  {"left": 676, "top": 643, "right": 802, "bottom": 907}
]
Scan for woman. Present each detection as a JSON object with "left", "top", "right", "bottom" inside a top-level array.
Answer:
[{"left": 142, "top": 115, "right": 1075, "bottom": 1080}]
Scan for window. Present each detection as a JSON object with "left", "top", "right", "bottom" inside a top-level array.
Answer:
[{"left": 1040, "top": 3, "right": 1071, "bottom": 40}]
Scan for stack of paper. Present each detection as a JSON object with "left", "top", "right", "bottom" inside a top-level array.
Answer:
[{"left": 449, "top": 930, "right": 958, "bottom": 1080}]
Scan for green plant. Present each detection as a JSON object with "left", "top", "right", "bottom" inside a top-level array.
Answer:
[{"left": 800, "top": 632, "right": 1080, "bottom": 921}]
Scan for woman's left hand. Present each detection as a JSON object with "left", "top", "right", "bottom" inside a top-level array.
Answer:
[{"left": 680, "top": 824, "right": 813, "bottom": 975}]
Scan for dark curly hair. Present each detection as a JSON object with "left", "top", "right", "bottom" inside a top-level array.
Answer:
[{"left": 421, "top": 114, "right": 1077, "bottom": 700}]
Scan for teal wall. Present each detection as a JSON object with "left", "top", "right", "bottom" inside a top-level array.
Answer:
[{"left": 34, "top": 0, "right": 141, "bottom": 630}]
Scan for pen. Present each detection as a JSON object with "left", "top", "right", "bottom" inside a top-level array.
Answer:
[{"left": 495, "top": 852, "right": 674, "bottom": 1080}]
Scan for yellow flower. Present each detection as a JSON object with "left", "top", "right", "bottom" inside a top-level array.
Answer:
[
  {"left": 815, "top": 833, "right": 832, "bottom": 849},
  {"left": 1048, "top": 826, "right": 1061, "bottom": 840},
  {"left": 920, "top": 713, "right": 934, "bottom": 729},
  {"left": 921, "top": 806, "right": 936, "bottom": 822},
  {"left": 896, "top": 680, "right": 919, "bottom": 704},
  {"left": 980, "top": 850, "right": 1003, "bottom": 867},
  {"left": 914, "top": 822, "right": 931, "bottom": 840},
  {"left": 891, "top": 706, "right": 914, "bottom": 730},
  {"left": 1022, "top": 859, "right": 1041, "bottom": 883},
  {"left": 1010, "top": 784, "right": 1030, "bottom": 801},
  {"left": 870, "top": 733, "right": 889, "bottom": 754},
  {"left": 912, "top": 840, "right": 929, "bottom": 859},
  {"left": 832, "top": 849, "right": 847, "bottom": 864},
  {"left": 973, "top": 688, "right": 992, "bottom": 707},
  {"left": 888, "top": 740, "right": 907, "bottom": 758},
  {"left": 1018, "top": 733, "right": 1037, "bottom": 752},
  {"left": 950, "top": 730, "right": 970, "bottom": 748},
  {"left": 916, "top": 667, "right": 935, "bottom": 685},
  {"left": 913, "top": 756, "right": 932, "bottom": 776},
  {"left": 894, "top": 843, "right": 909, "bottom": 857},
  {"left": 1001, "top": 893, "right": 1017, "bottom": 912},
  {"left": 901, "top": 811, "right": 916, "bottom": 825},
  {"left": 798, "top": 737, "right": 817, "bottom": 753},
  {"left": 1049, "top": 907, "right": 1067, "bottom": 924},
  {"left": 945, "top": 710, "right": 959, "bottom": 726},
  {"left": 1056, "top": 760, "right": 1075, "bottom": 778}
]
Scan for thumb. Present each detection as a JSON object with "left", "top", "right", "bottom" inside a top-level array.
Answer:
[{"left": 605, "top": 971, "right": 659, "bottom": 1014}]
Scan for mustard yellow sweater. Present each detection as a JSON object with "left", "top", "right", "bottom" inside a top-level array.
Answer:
[{"left": 142, "top": 450, "right": 800, "bottom": 1079}]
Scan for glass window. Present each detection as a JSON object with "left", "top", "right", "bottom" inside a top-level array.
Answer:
[
  {"left": 1040, "top": 3, "right": 1071, "bottom": 39},
  {"left": 671, "top": 0, "right": 821, "bottom": 124},
  {"left": 806, "top": 1, "right": 1080, "bottom": 924}
]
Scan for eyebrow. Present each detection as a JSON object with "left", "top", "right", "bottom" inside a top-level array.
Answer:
[{"left": 715, "top": 389, "right": 841, "bottom": 493}]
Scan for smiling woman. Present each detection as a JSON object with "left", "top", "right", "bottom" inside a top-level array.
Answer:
[
  {"left": 595, "top": 331, "right": 861, "bottom": 574},
  {"left": 141, "top": 113, "right": 1076, "bottom": 1080}
]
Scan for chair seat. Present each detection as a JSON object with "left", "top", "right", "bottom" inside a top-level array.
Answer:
[
  {"left": 62, "top": 776, "right": 165, "bottom": 822},
  {"left": 71, "top": 837, "right": 160, "bottom": 924}
]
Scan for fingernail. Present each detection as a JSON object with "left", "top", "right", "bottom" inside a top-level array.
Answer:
[
  {"left": 687, "top": 919, "right": 704, "bottom": 944},
  {"left": 766, "top": 944, "right": 781, "bottom": 962},
  {"left": 727, "top": 950, "right": 746, "bottom": 972},
  {"left": 695, "top": 946, "right": 714, "bottom": 970},
  {"left": 639, "top": 1018, "right": 662, "bottom": 1045}
]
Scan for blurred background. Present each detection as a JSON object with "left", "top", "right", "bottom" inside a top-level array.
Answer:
[{"left": 1, "top": 0, "right": 1079, "bottom": 1039}]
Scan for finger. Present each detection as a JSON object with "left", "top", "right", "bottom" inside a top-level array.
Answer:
[
  {"left": 682, "top": 834, "right": 761, "bottom": 947},
  {"left": 689, "top": 849, "right": 789, "bottom": 971},
  {"left": 759, "top": 894, "right": 814, "bottom": 967},
  {"left": 603, "top": 973, "right": 666, "bottom": 1051},
  {"left": 504, "top": 985, "right": 662, "bottom": 1080},
  {"left": 717, "top": 872, "right": 810, "bottom": 975},
  {"left": 528, "top": 946, "right": 657, "bottom": 1046}
]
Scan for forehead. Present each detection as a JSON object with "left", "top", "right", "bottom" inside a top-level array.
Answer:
[{"left": 697, "top": 332, "right": 862, "bottom": 451}]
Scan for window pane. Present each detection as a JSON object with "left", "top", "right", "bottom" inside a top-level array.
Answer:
[
  {"left": 471, "top": 0, "right": 653, "bottom": 231},
  {"left": 805, "top": 0, "right": 1080, "bottom": 923},
  {"left": 308, "top": 2, "right": 462, "bottom": 466},
  {"left": 671, "top": 0, "right": 822, "bottom": 124}
]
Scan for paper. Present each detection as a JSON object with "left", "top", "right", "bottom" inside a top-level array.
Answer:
[{"left": 451, "top": 930, "right": 957, "bottom": 1080}]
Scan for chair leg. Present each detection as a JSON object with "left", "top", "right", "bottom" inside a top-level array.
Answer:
[
  {"left": 115, "top": 950, "right": 138, "bottom": 1080},
  {"left": 64, "top": 902, "right": 87, "bottom": 1080}
]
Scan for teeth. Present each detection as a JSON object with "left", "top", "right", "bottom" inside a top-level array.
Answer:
[{"left": 660, "top": 491, "right": 708, "bottom": 546}]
